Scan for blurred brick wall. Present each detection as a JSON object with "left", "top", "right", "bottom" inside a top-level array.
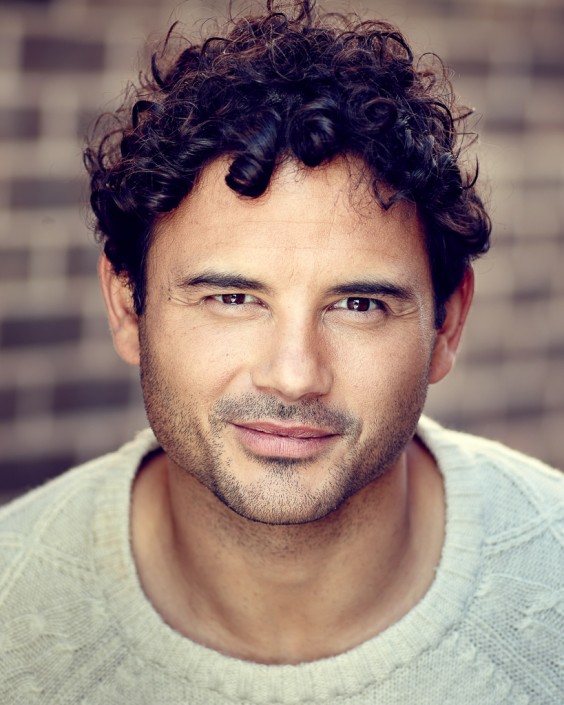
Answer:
[{"left": 1, "top": 0, "right": 563, "bottom": 500}]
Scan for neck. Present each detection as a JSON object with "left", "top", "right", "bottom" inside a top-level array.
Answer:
[{"left": 131, "top": 438, "right": 444, "bottom": 664}]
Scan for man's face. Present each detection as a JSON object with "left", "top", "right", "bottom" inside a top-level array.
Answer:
[{"left": 139, "top": 157, "right": 440, "bottom": 525}]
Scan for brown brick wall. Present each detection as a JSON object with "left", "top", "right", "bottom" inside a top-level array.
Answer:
[{"left": 1, "top": 0, "right": 563, "bottom": 499}]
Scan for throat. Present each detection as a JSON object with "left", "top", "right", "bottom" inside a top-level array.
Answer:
[{"left": 130, "top": 441, "right": 444, "bottom": 664}]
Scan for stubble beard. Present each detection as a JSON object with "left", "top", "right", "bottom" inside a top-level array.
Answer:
[{"left": 139, "top": 341, "right": 430, "bottom": 526}]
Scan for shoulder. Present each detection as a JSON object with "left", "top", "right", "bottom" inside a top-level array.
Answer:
[
  {"left": 419, "top": 418, "right": 564, "bottom": 701},
  {"left": 0, "top": 429, "right": 159, "bottom": 699},
  {"left": 0, "top": 429, "right": 158, "bottom": 612},
  {"left": 418, "top": 416, "right": 563, "bottom": 514},
  {"left": 0, "top": 428, "right": 157, "bottom": 534},
  {"left": 420, "top": 416, "right": 563, "bottom": 572}
]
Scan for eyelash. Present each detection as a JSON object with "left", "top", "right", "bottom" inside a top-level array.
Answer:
[
  {"left": 210, "top": 294, "right": 387, "bottom": 313},
  {"left": 331, "top": 297, "right": 387, "bottom": 313},
  {"left": 211, "top": 293, "right": 260, "bottom": 305}
]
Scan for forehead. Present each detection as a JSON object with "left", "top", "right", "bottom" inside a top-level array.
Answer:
[{"left": 150, "top": 157, "right": 429, "bottom": 285}]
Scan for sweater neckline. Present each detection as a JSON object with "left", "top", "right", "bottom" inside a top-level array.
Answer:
[{"left": 94, "top": 418, "right": 484, "bottom": 704}]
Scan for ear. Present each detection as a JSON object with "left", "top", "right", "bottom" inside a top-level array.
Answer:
[
  {"left": 97, "top": 254, "right": 140, "bottom": 366},
  {"left": 429, "top": 267, "right": 474, "bottom": 384}
]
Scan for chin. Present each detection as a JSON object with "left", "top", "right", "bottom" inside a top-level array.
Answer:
[
  {"left": 211, "top": 468, "right": 354, "bottom": 526},
  {"left": 224, "top": 502, "right": 341, "bottom": 526}
]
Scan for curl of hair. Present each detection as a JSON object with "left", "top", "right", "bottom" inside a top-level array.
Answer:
[{"left": 85, "top": 0, "right": 491, "bottom": 324}]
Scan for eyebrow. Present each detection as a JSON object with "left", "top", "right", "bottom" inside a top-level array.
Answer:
[
  {"left": 175, "top": 270, "right": 416, "bottom": 303},
  {"left": 174, "top": 270, "right": 273, "bottom": 295},
  {"left": 327, "top": 279, "right": 417, "bottom": 302}
]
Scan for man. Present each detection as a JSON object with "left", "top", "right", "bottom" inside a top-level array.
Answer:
[{"left": 1, "top": 1, "right": 562, "bottom": 702}]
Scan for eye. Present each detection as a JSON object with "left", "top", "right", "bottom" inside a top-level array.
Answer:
[
  {"left": 332, "top": 297, "right": 386, "bottom": 312},
  {"left": 212, "top": 293, "right": 258, "bottom": 305}
]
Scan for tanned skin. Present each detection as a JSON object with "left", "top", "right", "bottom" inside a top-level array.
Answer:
[{"left": 99, "top": 157, "right": 473, "bottom": 664}]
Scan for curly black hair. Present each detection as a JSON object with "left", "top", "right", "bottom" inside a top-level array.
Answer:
[{"left": 85, "top": 0, "right": 491, "bottom": 326}]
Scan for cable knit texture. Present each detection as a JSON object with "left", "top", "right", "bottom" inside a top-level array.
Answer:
[{"left": 0, "top": 417, "right": 563, "bottom": 704}]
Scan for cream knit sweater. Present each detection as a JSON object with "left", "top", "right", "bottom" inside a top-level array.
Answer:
[{"left": 0, "top": 418, "right": 562, "bottom": 704}]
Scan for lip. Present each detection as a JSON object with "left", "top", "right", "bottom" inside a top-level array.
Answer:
[
  {"left": 236, "top": 421, "right": 335, "bottom": 438},
  {"left": 231, "top": 421, "right": 338, "bottom": 459}
]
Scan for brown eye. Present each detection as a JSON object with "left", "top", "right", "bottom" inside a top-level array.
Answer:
[
  {"left": 347, "top": 297, "right": 371, "bottom": 311},
  {"left": 221, "top": 293, "right": 247, "bottom": 305},
  {"left": 332, "top": 297, "right": 386, "bottom": 314}
]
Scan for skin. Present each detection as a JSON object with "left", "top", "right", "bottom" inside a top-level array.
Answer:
[{"left": 99, "top": 156, "right": 473, "bottom": 664}]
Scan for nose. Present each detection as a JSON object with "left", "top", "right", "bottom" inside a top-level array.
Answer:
[{"left": 250, "top": 317, "right": 333, "bottom": 402}]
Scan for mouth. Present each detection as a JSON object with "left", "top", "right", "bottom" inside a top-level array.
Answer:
[{"left": 231, "top": 421, "right": 339, "bottom": 459}]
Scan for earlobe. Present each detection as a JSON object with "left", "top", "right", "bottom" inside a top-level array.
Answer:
[
  {"left": 429, "top": 268, "right": 474, "bottom": 384},
  {"left": 97, "top": 254, "right": 141, "bottom": 366}
]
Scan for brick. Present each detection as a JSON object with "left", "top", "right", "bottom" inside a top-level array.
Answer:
[
  {"left": 0, "top": 315, "right": 82, "bottom": 348},
  {"left": 76, "top": 108, "right": 101, "bottom": 139},
  {"left": 21, "top": 36, "right": 105, "bottom": 73},
  {"left": 531, "top": 59, "right": 564, "bottom": 79},
  {"left": 448, "top": 58, "right": 490, "bottom": 77},
  {"left": 65, "top": 245, "right": 98, "bottom": 276},
  {"left": 532, "top": 21, "right": 564, "bottom": 64},
  {"left": 457, "top": 416, "right": 563, "bottom": 471},
  {"left": 433, "top": 387, "right": 564, "bottom": 431},
  {"left": 7, "top": 0, "right": 54, "bottom": 5},
  {"left": 0, "top": 107, "right": 41, "bottom": 140},
  {"left": 512, "top": 285, "right": 552, "bottom": 304},
  {"left": 9, "top": 177, "right": 83, "bottom": 209},
  {"left": 18, "top": 386, "right": 52, "bottom": 416},
  {"left": 0, "top": 455, "right": 74, "bottom": 493},
  {"left": 484, "top": 116, "right": 527, "bottom": 134},
  {"left": 52, "top": 379, "right": 131, "bottom": 413},
  {"left": 0, "top": 248, "right": 29, "bottom": 279},
  {"left": 0, "top": 389, "right": 17, "bottom": 422}
]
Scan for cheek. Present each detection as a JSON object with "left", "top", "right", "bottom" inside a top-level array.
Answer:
[
  {"left": 154, "top": 316, "right": 257, "bottom": 399},
  {"left": 329, "top": 328, "right": 433, "bottom": 404}
]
